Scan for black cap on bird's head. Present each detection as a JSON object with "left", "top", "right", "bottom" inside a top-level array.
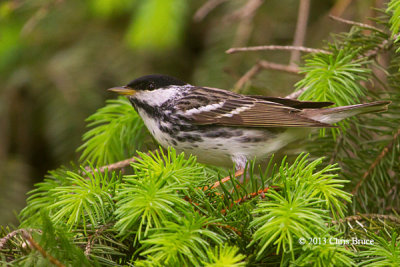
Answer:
[{"left": 108, "top": 74, "right": 187, "bottom": 96}]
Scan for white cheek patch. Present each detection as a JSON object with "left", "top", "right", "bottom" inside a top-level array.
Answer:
[
  {"left": 185, "top": 102, "right": 225, "bottom": 115},
  {"left": 134, "top": 85, "right": 189, "bottom": 106}
]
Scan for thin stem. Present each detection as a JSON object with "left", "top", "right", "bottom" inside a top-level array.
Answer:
[
  {"left": 203, "top": 169, "right": 244, "bottom": 191},
  {"left": 21, "top": 230, "right": 65, "bottom": 267},
  {"left": 193, "top": 0, "right": 228, "bottom": 22},
  {"left": 290, "top": 0, "right": 310, "bottom": 65},
  {"left": 85, "top": 150, "right": 157, "bottom": 175},
  {"left": 0, "top": 228, "right": 40, "bottom": 250},
  {"left": 221, "top": 186, "right": 278, "bottom": 214},
  {"left": 234, "top": 60, "right": 301, "bottom": 92},
  {"left": 233, "top": 63, "right": 262, "bottom": 92},
  {"left": 329, "top": 15, "right": 387, "bottom": 34},
  {"left": 352, "top": 128, "right": 400, "bottom": 195},
  {"left": 226, "top": 45, "right": 331, "bottom": 55},
  {"left": 84, "top": 224, "right": 112, "bottom": 257},
  {"left": 285, "top": 87, "right": 308, "bottom": 99}
]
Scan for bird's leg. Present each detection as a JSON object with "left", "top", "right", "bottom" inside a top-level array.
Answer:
[
  {"left": 209, "top": 169, "right": 244, "bottom": 190},
  {"left": 206, "top": 156, "right": 247, "bottom": 190}
]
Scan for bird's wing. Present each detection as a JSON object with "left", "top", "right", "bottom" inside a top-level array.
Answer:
[
  {"left": 246, "top": 95, "right": 334, "bottom": 109},
  {"left": 175, "top": 87, "right": 333, "bottom": 128}
]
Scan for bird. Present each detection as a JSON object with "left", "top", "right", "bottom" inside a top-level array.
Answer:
[{"left": 108, "top": 74, "right": 390, "bottom": 170}]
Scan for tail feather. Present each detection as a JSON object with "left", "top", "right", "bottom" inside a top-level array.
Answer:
[{"left": 304, "top": 101, "right": 391, "bottom": 124}]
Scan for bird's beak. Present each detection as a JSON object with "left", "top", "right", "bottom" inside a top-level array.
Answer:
[{"left": 107, "top": 86, "right": 136, "bottom": 96}]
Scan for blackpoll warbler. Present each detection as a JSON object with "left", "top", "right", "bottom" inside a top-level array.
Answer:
[{"left": 109, "top": 74, "right": 390, "bottom": 169}]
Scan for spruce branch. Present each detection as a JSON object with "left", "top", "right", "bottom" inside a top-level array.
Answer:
[
  {"left": 78, "top": 97, "right": 147, "bottom": 166},
  {"left": 358, "top": 232, "right": 400, "bottom": 266},
  {"left": 226, "top": 45, "right": 331, "bottom": 55},
  {"left": 20, "top": 230, "right": 65, "bottom": 267},
  {"left": 296, "top": 49, "right": 371, "bottom": 106},
  {"left": 139, "top": 216, "right": 224, "bottom": 266},
  {"left": 203, "top": 245, "right": 246, "bottom": 267},
  {"left": 352, "top": 128, "right": 400, "bottom": 195},
  {"left": 387, "top": 0, "right": 400, "bottom": 39}
]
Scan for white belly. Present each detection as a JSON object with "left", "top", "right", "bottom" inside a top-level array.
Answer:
[{"left": 138, "top": 108, "right": 309, "bottom": 167}]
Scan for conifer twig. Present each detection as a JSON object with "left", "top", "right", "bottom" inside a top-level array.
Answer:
[
  {"left": 85, "top": 150, "right": 157, "bottom": 174},
  {"left": 352, "top": 128, "right": 400, "bottom": 195},
  {"left": 226, "top": 45, "right": 331, "bottom": 55},
  {"left": 290, "top": 0, "right": 310, "bottom": 65},
  {"left": 329, "top": 15, "right": 386, "bottom": 34},
  {"left": 20, "top": 230, "right": 65, "bottom": 267},
  {"left": 0, "top": 228, "right": 40, "bottom": 250},
  {"left": 221, "top": 186, "right": 278, "bottom": 214},
  {"left": 84, "top": 223, "right": 112, "bottom": 257},
  {"left": 86, "top": 156, "right": 138, "bottom": 173}
]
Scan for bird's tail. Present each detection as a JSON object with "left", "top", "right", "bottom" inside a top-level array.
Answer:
[{"left": 305, "top": 101, "right": 391, "bottom": 124}]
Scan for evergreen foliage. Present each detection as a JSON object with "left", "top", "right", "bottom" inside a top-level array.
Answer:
[
  {"left": 78, "top": 97, "right": 147, "bottom": 166},
  {"left": 1, "top": 1, "right": 400, "bottom": 266}
]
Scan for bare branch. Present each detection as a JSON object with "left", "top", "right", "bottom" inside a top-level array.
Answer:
[
  {"left": 233, "top": 63, "right": 262, "bottom": 92},
  {"left": 285, "top": 86, "right": 308, "bottom": 99},
  {"left": 21, "top": 230, "right": 65, "bottom": 267},
  {"left": 226, "top": 45, "right": 331, "bottom": 55},
  {"left": 329, "top": 15, "right": 387, "bottom": 34},
  {"left": 352, "top": 128, "right": 400, "bottom": 195},
  {"left": 193, "top": 0, "right": 228, "bottom": 22},
  {"left": 224, "top": 0, "right": 264, "bottom": 22},
  {"left": 258, "top": 60, "right": 300, "bottom": 74},
  {"left": 234, "top": 60, "right": 301, "bottom": 92},
  {"left": 290, "top": 0, "right": 310, "bottom": 65}
]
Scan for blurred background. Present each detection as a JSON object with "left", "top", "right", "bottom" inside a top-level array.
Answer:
[{"left": 0, "top": 0, "right": 384, "bottom": 226}]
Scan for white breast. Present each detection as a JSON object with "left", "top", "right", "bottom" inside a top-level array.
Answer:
[{"left": 136, "top": 109, "right": 173, "bottom": 147}]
